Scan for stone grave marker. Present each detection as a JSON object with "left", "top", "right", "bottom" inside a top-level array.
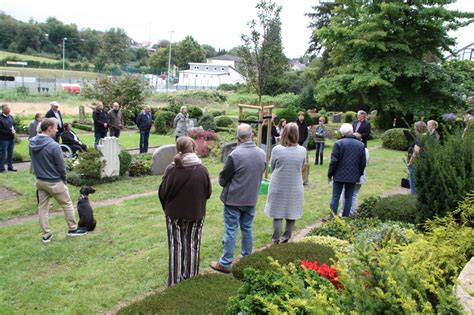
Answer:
[
  {"left": 152, "top": 145, "right": 177, "bottom": 175},
  {"left": 332, "top": 113, "right": 342, "bottom": 123},
  {"left": 221, "top": 142, "right": 237, "bottom": 162},
  {"left": 96, "top": 137, "right": 121, "bottom": 178},
  {"left": 79, "top": 105, "right": 86, "bottom": 123}
]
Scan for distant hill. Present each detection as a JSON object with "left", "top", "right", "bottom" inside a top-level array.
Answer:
[{"left": 0, "top": 50, "right": 59, "bottom": 64}]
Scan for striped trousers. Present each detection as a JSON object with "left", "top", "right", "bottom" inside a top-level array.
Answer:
[{"left": 166, "top": 216, "right": 204, "bottom": 287}]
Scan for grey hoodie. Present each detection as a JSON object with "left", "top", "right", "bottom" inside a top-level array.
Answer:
[{"left": 29, "top": 134, "right": 67, "bottom": 182}]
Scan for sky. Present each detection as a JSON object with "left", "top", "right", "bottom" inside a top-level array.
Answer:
[{"left": 0, "top": 0, "right": 473, "bottom": 58}]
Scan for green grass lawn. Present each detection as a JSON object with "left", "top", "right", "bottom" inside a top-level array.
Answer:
[
  {"left": 0, "top": 140, "right": 406, "bottom": 313},
  {"left": 14, "top": 132, "right": 175, "bottom": 161}
]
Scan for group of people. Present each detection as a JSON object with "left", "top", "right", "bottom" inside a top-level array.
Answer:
[{"left": 159, "top": 109, "right": 371, "bottom": 286}]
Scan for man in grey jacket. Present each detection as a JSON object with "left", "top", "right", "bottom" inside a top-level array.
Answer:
[
  {"left": 30, "top": 118, "right": 87, "bottom": 243},
  {"left": 210, "top": 124, "right": 266, "bottom": 273}
]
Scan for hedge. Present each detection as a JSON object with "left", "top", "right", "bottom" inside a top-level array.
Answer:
[{"left": 381, "top": 128, "right": 411, "bottom": 151}]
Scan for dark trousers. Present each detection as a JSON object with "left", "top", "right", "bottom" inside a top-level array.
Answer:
[
  {"left": 166, "top": 216, "right": 204, "bottom": 287},
  {"left": 94, "top": 130, "right": 107, "bottom": 148},
  {"left": 70, "top": 144, "right": 87, "bottom": 154},
  {"left": 315, "top": 142, "right": 325, "bottom": 164},
  {"left": 109, "top": 128, "right": 121, "bottom": 138},
  {"left": 330, "top": 181, "right": 356, "bottom": 217},
  {"left": 0, "top": 139, "right": 14, "bottom": 170},
  {"left": 139, "top": 130, "right": 150, "bottom": 153}
]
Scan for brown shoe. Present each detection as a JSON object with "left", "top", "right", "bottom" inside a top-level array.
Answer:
[{"left": 210, "top": 261, "right": 231, "bottom": 274}]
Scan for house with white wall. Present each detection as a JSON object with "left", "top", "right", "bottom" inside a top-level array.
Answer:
[{"left": 176, "top": 55, "right": 245, "bottom": 90}]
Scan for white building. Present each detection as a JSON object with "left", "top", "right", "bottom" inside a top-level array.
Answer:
[
  {"left": 176, "top": 55, "right": 246, "bottom": 90},
  {"left": 446, "top": 43, "right": 474, "bottom": 61}
]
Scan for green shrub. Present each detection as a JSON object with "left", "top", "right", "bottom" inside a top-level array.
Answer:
[
  {"left": 198, "top": 114, "right": 217, "bottom": 131},
  {"left": 187, "top": 106, "right": 203, "bottom": 119},
  {"left": 118, "top": 151, "right": 132, "bottom": 176},
  {"left": 118, "top": 274, "right": 241, "bottom": 315},
  {"left": 67, "top": 171, "right": 118, "bottom": 187},
  {"left": 72, "top": 122, "right": 93, "bottom": 132},
  {"left": 308, "top": 217, "right": 382, "bottom": 242},
  {"left": 353, "top": 221, "right": 417, "bottom": 248},
  {"left": 357, "top": 196, "right": 381, "bottom": 219},
  {"left": 74, "top": 150, "right": 103, "bottom": 180},
  {"left": 13, "top": 115, "right": 26, "bottom": 133},
  {"left": 162, "top": 103, "right": 181, "bottom": 114},
  {"left": 381, "top": 128, "right": 411, "bottom": 150},
  {"left": 214, "top": 115, "right": 234, "bottom": 127},
  {"left": 128, "top": 160, "right": 150, "bottom": 177},
  {"left": 211, "top": 110, "right": 226, "bottom": 117},
  {"left": 298, "top": 235, "right": 349, "bottom": 253},
  {"left": 272, "top": 93, "right": 301, "bottom": 108},
  {"left": 370, "top": 194, "right": 418, "bottom": 223},
  {"left": 274, "top": 107, "right": 297, "bottom": 125},
  {"left": 344, "top": 111, "right": 356, "bottom": 123},
  {"left": 154, "top": 111, "right": 175, "bottom": 134},
  {"left": 415, "top": 131, "right": 473, "bottom": 223},
  {"left": 232, "top": 242, "right": 336, "bottom": 280}
]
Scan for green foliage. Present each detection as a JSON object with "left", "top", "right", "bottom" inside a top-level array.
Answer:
[
  {"left": 297, "top": 235, "right": 349, "bottom": 254},
  {"left": 153, "top": 90, "right": 227, "bottom": 106},
  {"left": 198, "top": 114, "right": 217, "bottom": 131},
  {"left": 271, "top": 93, "right": 301, "bottom": 108},
  {"left": 344, "top": 111, "right": 356, "bottom": 123},
  {"left": 128, "top": 153, "right": 152, "bottom": 177},
  {"left": 381, "top": 128, "right": 411, "bottom": 151},
  {"left": 370, "top": 194, "right": 418, "bottom": 224},
  {"left": 12, "top": 150, "right": 23, "bottom": 162},
  {"left": 118, "top": 151, "right": 132, "bottom": 176},
  {"left": 73, "top": 150, "right": 103, "bottom": 180},
  {"left": 274, "top": 107, "right": 297, "bottom": 124},
  {"left": 71, "top": 122, "right": 93, "bottom": 132},
  {"left": 299, "top": 84, "right": 316, "bottom": 110},
  {"left": 214, "top": 115, "right": 234, "bottom": 128},
  {"left": 308, "top": 216, "right": 385, "bottom": 241},
  {"left": 357, "top": 195, "right": 381, "bottom": 219},
  {"left": 12, "top": 114, "right": 26, "bottom": 133},
  {"left": 232, "top": 242, "right": 336, "bottom": 280},
  {"left": 415, "top": 131, "right": 474, "bottom": 223},
  {"left": 187, "top": 106, "right": 203, "bottom": 119},
  {"left": 174, "top": 36, "right": 206, "bottom": 69},
  {"left": 153, "top": 111, "right": 175, "bottom": 134},
  {"left": 119, "top": 273, "right": 242, "bottom": 315},
  {"left": 211, "top": 110, "right": 226, "bottom": 117},
  {"left": 81, "top": 75, "right": 147, "bottom": 124}
]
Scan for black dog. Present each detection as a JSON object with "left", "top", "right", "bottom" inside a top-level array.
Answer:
[{"left": 78, "top": 186, "right": 97, "bottom": 231}]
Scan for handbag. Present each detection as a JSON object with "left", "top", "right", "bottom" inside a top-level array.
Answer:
[{"left": 401, "top": 178, "right": 410, "bottom": 189}]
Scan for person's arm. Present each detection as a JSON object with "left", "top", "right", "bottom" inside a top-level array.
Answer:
[
  {"left": 53, "top": 145, "right": 67, "bottom": 182},
  {"left": 0, "top": 121, "right": 11, "bottom": 136},
  {"left": 135, "top": 113, "right": 142, "bottom": 128},
  {"left": 327, "top": 142, "right": 340, "bottom": 179},
  {"left": 361, "top": 121, "right": 371, "bottom": 139},
  {"left": 219, "top": 156, "right": 235, "bottom": 187},
  {"left": 359, "top": 147, "right": 367, "bottom": 177},
  {"left": 205, "top": 168, "right": 212, "bottom": 200},
  {"left": 173, "top": 113, "right": 181, "bottom": 128}
]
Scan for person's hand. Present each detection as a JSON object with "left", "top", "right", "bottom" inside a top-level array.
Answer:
[
  {"left": 328, "top": 176, "right": 333, "bottom": 183},
  {"left": 104, "top": 123, "right": 108, "bottom": 128}
]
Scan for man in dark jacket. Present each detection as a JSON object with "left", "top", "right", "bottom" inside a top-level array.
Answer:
[
  {"left": 352, "top": 110, "right": 371, "bottom": 147},
  {"left": 29, "top": 118, "right": 87, "bottom": 243},
  {"left": 61, "top": 123, "right": 87, "bottom": 154},
  {"left": 45, "top": 101, "right": 64, "bottom": 142},
  {"left": 327, "top": 123, "right": 366, "bottom": 218},
  {"left": 0, "top": 104, "right": 16, "bottom": 172},
  {"left": 295, "top": 111, "right": 309, "bottom": 147},
  {"left": 92, "top": 101, "right": 108, "bottom": 147},
  {"left": 210, "top": 124, "right": 266, "bottom": 273},
  {"left": 136, "top": 105, "right": 153, "bottom": 153},
  {"left": 108, "top": 102, "right": 124, "bottom": 138}
]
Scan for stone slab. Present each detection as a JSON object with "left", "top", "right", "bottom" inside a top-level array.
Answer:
[
  {"left": 152, "top": 144, "right": 177, "bottom": 175},
  {"left": 221, "top": 142, "right": 237, "bottom": 163},
  {"left": 456, "top": 257, "right": 474, "bottom": 314}
]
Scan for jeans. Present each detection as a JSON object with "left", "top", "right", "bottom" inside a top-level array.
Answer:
[
  {"left": 219, "top": 204, "right": 255, "bottom": 268},
  {"left": 94, "top": 131, "right": 107, "bottom": 148},
  {"left": 315, "top": 142, "right": 325, "bottom": 164},
  {"left": 340, "top": 184, "right": 361, "bottom": 216},
  {"left": 139, "top": 131, "right": 150, "bottom": 153},
  {"left": 330, "top": 181, "right": 356, "bottom": 217},
  {"left": 408, "top": 164, "right": 416, "bottom": 195},
  {"left": 0, "top": 139, "right": 14, "bottom": 170}
]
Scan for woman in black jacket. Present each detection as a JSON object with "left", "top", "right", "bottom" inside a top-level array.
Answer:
[{"left": 159, "top": 136, "right": 212, "bottom": 286}]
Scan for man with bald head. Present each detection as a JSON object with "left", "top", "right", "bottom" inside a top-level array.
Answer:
[
  {"left": 136, "top": 105, "right": 153, "bottom": 153},
  {"left": 210, "top": 124, "right": 266, "bottom": 274},
  {"left": 108, "top": 102, "right": 124, "bottom": 138}
]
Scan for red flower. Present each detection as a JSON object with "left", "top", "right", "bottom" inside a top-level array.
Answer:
[{"left": 298, "top": 260, "right": 342, "bottom": 289}]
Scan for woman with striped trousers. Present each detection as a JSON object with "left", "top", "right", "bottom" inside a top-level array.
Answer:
[{"left": 159, "top": 136, "right": 212, "bottom": 286}]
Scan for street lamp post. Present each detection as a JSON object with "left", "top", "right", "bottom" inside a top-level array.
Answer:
[
  {"left": 62, "top": 37, "right": 67, "bottom": 79},
  {"left": 166, "top": 30, "right": 174, "bottom": 92}
]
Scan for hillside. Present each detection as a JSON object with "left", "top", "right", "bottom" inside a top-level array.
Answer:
[{"left": 0, "top": 50, "right": 60, "bottom": 64}]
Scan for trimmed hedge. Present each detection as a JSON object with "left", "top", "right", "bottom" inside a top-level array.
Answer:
[
  {"left": 371, "top": 194, "right": 418, "bottom": 223},
  {"left": 344, "top": 111, "right": 357, "bottom": 123},
  {"left": 232, "top": 242, "right": 336, "bottom": 280},
  {"left": 381, "top": 128, "right": 411, "bottom": 151},
  {"left": 154, "top": 111, "right": 175, "bottom": 134},
  {"left": 72, "top": 122, "right": 93, "bottom": 132},
  {"left": 214, "top": 115, "right": 234, "bottom": 127},
  {"left": 198, "top": 115, "right": 217, "bottom": 131},
  {"left": 118, "top": 273, "right": 241, "bottom": 315}
]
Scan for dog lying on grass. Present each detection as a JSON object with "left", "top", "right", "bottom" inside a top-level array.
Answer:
[{"left": 78, "top": 186, "right": 97, "bottom": 231}]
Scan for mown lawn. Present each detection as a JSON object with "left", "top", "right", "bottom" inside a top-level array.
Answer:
[{"left": 0, "top": 140, "right": 406, "bottom": 314}]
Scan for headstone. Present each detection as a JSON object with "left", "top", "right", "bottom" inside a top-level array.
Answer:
[
  {"left": 79, "top": 105, "right": 86, "bottom": 123},
  {"left": 203, "top": 107, "right": 208, "bottom": 114},
  {"left": 370, "top": 110, "right": 378, "bottom": 117},
  {"left": 456, "top": 257, "right": 474, "bottom": 314},
  {"left": 221, "top": 142, "right": 237, "bottom": 163},
  {"left": 189, "top": 118, "right": 198, "bottom": 129},
  {"left": 151, "top": 144, "right": 177, "bottom": 175},
  {"left": 96, "top": 137, "right": 121, "bottom": 178},
  {"left": 332, "top": 114, "right": 342, "bottom": 123}
]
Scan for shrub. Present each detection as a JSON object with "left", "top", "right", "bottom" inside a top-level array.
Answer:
[
  {"left": 274, "top": 107, "right": 297, "bottom": 124},
  {"left": 344, "top": 111, "right": 357, "bottom": 123},
  {"left": 370, "top": 194, "right": 418, "bottom": 223},
  {"left": 381, "top": 128, "right": 411, "bottom": 150},
  {"left": 74, "top": 150, "right": 103, "bottom": 180},
  {"left": 72, "top": 122, "right": 93, "bottom": 132},
  {"left": 187, "top": 106, "right": 203, "bottom": 119},
  {"left": 118, "top": 151, "right": 132, "bottom": 176},
  {"left": 154, "top": 111, "right": 175, "bottom": 134},
  {"left": 272, "top": 93, "right": 301, "bottom": 108},
  {"left": 214, "top": 115, "right": 234, "bottom": 127},
  {"left": 194, "top": 138, "right": 210, "bottom": 158},
  {"left": 128, "top": 159, "right": 150, "bottom": 177},
  {"left": 211, "top": 110, "right": 226, "bottom": 117},
  {"left": 232, "top": 242, "right": 336, "bottom": 280},
  {"left": 415, "top": 131, "right": 473, "bottom": 223},
  {"left": 188, "top": 129, "right": 218, "bottom": 141},
  {"left": 198, "top": 114, "right": 216, "bottom": 131},
  {"left": 357, "top": 195, "right": 381, "bottom": 219},
  {"left": 118, "top": 273, "right": 241, "bottom": 315},
  {"left": 353, "top": 221, "right": 417, "bottom": 248},
  {"left": 13, "top": 115, "right": 26, "bottom": 133},
  {"left": 298, "top": 235, "right": 349, "bottom": 253},
  {"left": 308, "top": 217, "right": 382, "bottom": 242}
]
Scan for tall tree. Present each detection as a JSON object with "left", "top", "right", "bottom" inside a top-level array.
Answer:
[
  {"left": 174, "top": 36, "right": 206, "bottom": 69},
  {"left": 103, "top": 28, "right": 130, "bottom": 65},
  {"left": 149, "top": 47, "right": 170, "bottom": 72},
  {"left": 314, "top": 0, "right": 474, "bottom": 118},
  {"left": 239, "top": 0, "right": 288, "bottom": 101},
  {"left": 201, "top": 44, "right": 217, "bottom": 58}
]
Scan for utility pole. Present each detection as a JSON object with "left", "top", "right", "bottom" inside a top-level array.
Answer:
[
  {"left": 167, "top": 30, "right": 174, "bottom": 92},
  {"left": 62, "top": 37, "right": 67, "bottom": 79}
]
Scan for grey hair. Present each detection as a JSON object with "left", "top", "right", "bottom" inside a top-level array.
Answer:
[
  {"left": 357, "top": 110, "right": 367, "bottom": 117},
  {"left": 237, "top": 123, "right": 252, "bottom": 141},
  {"left": 340, "top": 123, "right": 353, "bottom": 135}
]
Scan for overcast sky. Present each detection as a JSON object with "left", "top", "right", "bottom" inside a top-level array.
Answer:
[{"left": 1, "top": 0, "right": 473, "bottom": 58}]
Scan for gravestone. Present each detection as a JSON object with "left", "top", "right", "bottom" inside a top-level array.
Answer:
[
  {"left": 456, "top": 257, "right": 474, "bottom": 314},
  {"left": 152, "top": 145, "right": 177, "bottom": 175},
  {"left": 96, "top": 137, "right": 121, "bottom": 178},
  {"left": 332, "top": 114, "right": 342, "bottom": 123},
  {"left": 221, "top": 142, "right": 238, "bottom": 162},
  {"left": 79, "top": 105, "right": 86, "bottom": 123},
  {"left": 203, "top": 107, "right": 208, "bottom": 114}
]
